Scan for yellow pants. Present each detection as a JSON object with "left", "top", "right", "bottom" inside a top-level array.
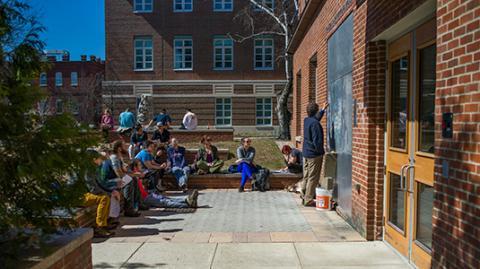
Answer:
[{"left": 84, "top": 193, "right": 110, "bottom": 227}]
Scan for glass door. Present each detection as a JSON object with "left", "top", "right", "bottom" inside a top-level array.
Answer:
[{"left": 385, "top": 19, "right": 436, "bottom": 269}]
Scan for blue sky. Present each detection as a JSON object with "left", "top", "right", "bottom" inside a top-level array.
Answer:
[{"left": 30, "top": 0, "right": 105, "bottom": 60}]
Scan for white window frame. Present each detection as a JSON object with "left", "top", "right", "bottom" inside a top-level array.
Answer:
[
  {"left": 70, "top": 100, "right": 80, "bottom": 115},
  {"left": 55, "top": 72, "right": 63, "bottom": 86},
  {"left": 254, "top": 37, "right": 274, "bottom": 70},
  {"left": 71, "top": 72, "right": 78, "bottom": 87},
  {"left": 213, "top": 0, "right": 233, "bottom": 11},
  {"left": 134, "top": 36, "right": 154, "bottom": 71},
  {"left": 56, "top": 99, "right": 63, "bottom": 114},
  {"left": 215, "top": 98, "right": 232, "bottom": 126},
  {"left": 213, "top": 37, "right": 234, "bottom": 70},
  {"left": 174, "top": 0, "right": 193, "bottom": 12},
  {"left": 40, "top": 72, "right": 47, "bottom": 87},
  {"left": 134, "top": 0, "right": 153, "bottom": 13},
  {"left": 253, "top": 0, "right": 274, "bottom": 11},
  {"left": 174, "top": 37, "right": 193, "bottom": 71},
  {"left": 256, "top": 97, "right": 272, "bottom": 126}
]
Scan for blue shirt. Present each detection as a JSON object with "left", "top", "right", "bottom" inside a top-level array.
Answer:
[
  {"left": 135, "top": 149, "right": 153, "bottom": 168},
  {"left": 119, "top": 111, "right": 135, "bottom": 128},
  {"left": 302, "top": 110, "right": 325, "bottom": 158},
  {"left": 167, "top": 146, "right": 186, "bottom": 168},
  {"left": 154, "top": 113, "right": 172, "bottom": 126}
]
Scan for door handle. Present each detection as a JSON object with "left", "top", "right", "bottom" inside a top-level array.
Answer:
[
  {"left": 406, "top": 165, "right": 415, "bottom": 193},
  {"left": 400, "top": 164, "right": 409, "bottom": 191}
]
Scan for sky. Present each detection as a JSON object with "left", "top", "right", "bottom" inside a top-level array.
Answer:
[{"left": 29, "top": 0, "right": 105, "bottom": 60}]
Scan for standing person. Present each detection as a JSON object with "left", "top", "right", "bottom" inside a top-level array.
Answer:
[
  {"left": 167, "top": 138, "right": 190, "bottom": 192},
  {"left": 100, "top": 108, "right": 114, "bottom": 143},
  {"left": 301, "top": 102, "right": 329, "bottom": 207},
  {"left": 181, "top": 109, "right": 197, "bottom": 130},
  {"left": 236, "top": 137, "right": 257, "bottom": 192},
  {"left": 149, "top": 109, "right": 172, "bottom": 128},
  {"left": 135, "top": 141, "right": 167, "bottom": 192},
  {"left": 196, "top": 136, "right": 224, "bottom": 174},
  {"left": 117, "top": 108, "right": 135, "bottom": 135},
  {"left": 152, "top": 122, "right": 171, "bottom": 145},
  {"left": 281, "top": 145, "right": 303, "bottom": 174},
  {"left": 129, "top": 124, "right": 148, "bottom": 159}
]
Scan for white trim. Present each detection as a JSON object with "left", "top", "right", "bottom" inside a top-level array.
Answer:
[
  {"left": 39, "top": 72, "right": 47, "bottom": 87},
  {"left": 173, "top": 0, "right": 193, "bottom": 12},
  {"left": 254, "top": 84, "right": 274, "bottom": 94},
  {"left": 213, "top": 84, "right": 234, "bottom": 95},
  {"left": 255, "top": 97, "right": 273, "bottom": 126},
  {"left": 55, "top": 72, "right": 63, "bottom": 86},
  {"left": 103, "top": 80, "right": 287, "bottom": 86},
  {"left": 213, "top": 37, "right": 234, "bottom": 70},
  {"left": 213, "top": 0, "right": 233, "bottom": 12},
  {"left": 102, "top": 93, "right": 277, "bottom": 98},
  {"left": 134, "top": 36, "right": 153, "bottom": 71},
  {"left": 71, "top": 72, "right": 78, "bottom": 87},
  {"left": 215, "top": 97, "right": 232, "bottom": 127},
  {"left": 134, "top": 84, "right": 153, "bottom": 96},
  {"left": 133, "top": 0, "right": 153, "bottom": 13},
  {"left": 254, "top": 37, "right": 274, "bottom": 71},
  {"left": 174, "top": 37, "right": 193, "bottom": 70}
]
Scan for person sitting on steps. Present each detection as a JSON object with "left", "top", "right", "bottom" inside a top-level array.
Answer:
[
  {"left": 135, "top": 140, "right": 167, "bottom": 193},
  {"left": 129, "top": 124, "right": 148, "bottom": 159},
  {"left": 195, "top": 135, "right": 224, "bottom": 174},
  {"left": 152, "top": 121, "right": 170, "bottom": 145},
  {"left": 281, "top": 145, "right": 303, "bottom": 174},
  {"left": 236, "top": 137, "right": 257, "bottom": 192},
  {"left": 167, "top": 138, "right": 190, "bottom": 193}
]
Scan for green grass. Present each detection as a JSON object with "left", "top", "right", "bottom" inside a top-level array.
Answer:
[{"left": 183, "top": 139, "right": 286, "bottom": 170}]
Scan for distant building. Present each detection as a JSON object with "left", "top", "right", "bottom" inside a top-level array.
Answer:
[
  {"left": 104, "top": 0, "right": 287, "bottom": 134},
  {"left": 36, "top": 50, "right": 105, "bottom": 124}
]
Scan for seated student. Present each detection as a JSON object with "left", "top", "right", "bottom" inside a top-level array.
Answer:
[
  {"left": 281, "top": 145, "right": 303, "bottom": 173},
  {"left": 135, "top": 140, "right": 167, "bottom": 192},
  {"left": 167, "top": 138, "right": 190, "bottom": 192},
  {"left": 131, "top": 159, "right": 198, "bottom": 208},
  {"left": 148, "top": 109, "right": 172, "bottom": 129},
  {"left": 236, "top": 137, "right": 258, "bottom": 192},
  {"left": 129, "top": 124, "right": 148, "bottom": 159},
  {"left": 152, "top": 122, "right": 171, "bottom": 145},
  {"left": 195, "top": 135, "right": 224, "bottom": 174},
  {"left": 117, "top": 108, "right": 135, "bottom": 134},
  {"left": 83, "top": 149, "right": 121, "bottom": 238},
  {"left": 180, "top": 109, "right": 197, "bottom": 130}
]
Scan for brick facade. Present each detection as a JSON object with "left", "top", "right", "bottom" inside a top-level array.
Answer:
[
  {"left": 104, "top": 0, "right": 288, "bottom": 132},
  {"left": 290, "top": 0, "right": 479, "bottom": 268}
]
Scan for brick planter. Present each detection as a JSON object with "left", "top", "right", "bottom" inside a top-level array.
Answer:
[{"left": 107, "top": 128, "right": 234, "bottom": 143}]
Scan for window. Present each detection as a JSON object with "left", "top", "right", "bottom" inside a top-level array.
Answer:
[
  {"left": 253, "top": 0, "right": 274, "bottom": 11},
  {"left": 215, "top": 98, "right": 232, "bottom": 126},
  {"left": 56, "top": 99, "right": 63, "bottom": 114},
  {"left": 213, "top": 37, "right": 233, "bottom": 70},
  {"left": 256, "top": 98, "right": 272, "bottom": 125},
  {"left": 174, "top": 0, "right": 193, "bottom": 12},
  {"left": 71, "top": 72, "right": 78, "bottom": 86},
  {"left": 70, "top": 100, "right": 79, "bottom": 115},
  {"left": 214, "top": 0, "right": 233, "bottom": 11},
  {"left": 134, "top": 0, "right": 153, "bottom": 12},
  {"left": 134, "top": 37, "right": 153, "bottom": 70},
  {"left": 174, "top": 37, "right": 193, "bottom": 70},
  {"left": 40, "top": 72, "right": 47, "bottom": 86},
  {"left": 254, "top": 37, "right": 274, "bottom": 70},
  {"left": 55, "top": 72, "right": 63, "bottom": 86}
]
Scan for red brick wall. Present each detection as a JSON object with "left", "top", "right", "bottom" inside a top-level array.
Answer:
[{"left": 432, "top": 0, "right": 480, "bottom": 268}]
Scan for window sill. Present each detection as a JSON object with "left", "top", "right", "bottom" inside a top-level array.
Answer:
[
  {"left": 134, "top": 69, "right": 154, "bottom": 72},
  {"left": 174, "top": 68, "right": 193, "bottom": 72},
  {"left": 213, "top": 68, "right": 234, "bottom": 71},
  {"left": 254, "top": 68, "right": 274, "bottom": 71},
  {"left": 213, "top": 9, "right": 233, "bottom": 12},
  {"left": 133, "top": 10, "right": 153, "bottom": 14},
  {"left": 173, "top": 10, "right": 193, "bottom": 13}
]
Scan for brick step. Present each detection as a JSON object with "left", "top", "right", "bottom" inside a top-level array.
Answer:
[
  {"left": 162, "top": 173, "right": 302, "bottom": 189},
  {"left": 107, "top": 128, "right": 234, "bottom": 143}
]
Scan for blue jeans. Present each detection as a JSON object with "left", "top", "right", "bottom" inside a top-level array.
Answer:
[
  {"left": 172, "top": 166, "right": 190, "bottom": 187},
  {"left": 143, "top": 193, "right": 188, "bottom": 208},
  {"left": 238, "top": 162, "right": 257, "bottom": 188}
]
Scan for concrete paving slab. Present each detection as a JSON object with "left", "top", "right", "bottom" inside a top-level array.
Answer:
[
  {"left": 295, "top": 242, "right": 409, "bottom": 268},
  {"left": 248, "top": 232, "right": 272, "bottom": 242},
  {"left": 209, "top": 232, "right": 233, "bottom": 243},
  {"left": 212, "top": 243, "right": 301, "bottom": 269},
  {"left": 232, "top": 232, "right": 249, "bottom": 243},
  {"left": 124, "top": 243, "right": 216, "bottom": 269},
  {"left": 92, "top": 242, "right": 142, "bottom": 268}
]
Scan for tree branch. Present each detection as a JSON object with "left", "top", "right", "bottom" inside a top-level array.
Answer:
[
  {"left": 248, "top": 0, "right": 287, "bottom": 33},
  {"left": 228, "top": 31, "right": 285, "bottom": 43}
]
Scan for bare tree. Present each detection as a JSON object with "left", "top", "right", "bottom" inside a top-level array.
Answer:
[{"left": 229, "top": 0, "right": 298, "bottom": 140}]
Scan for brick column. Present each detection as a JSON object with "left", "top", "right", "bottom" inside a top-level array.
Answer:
[{"left": 432, "top": 0, "right": 480, "bottom": 268}]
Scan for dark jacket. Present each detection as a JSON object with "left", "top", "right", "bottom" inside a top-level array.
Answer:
[
  {"left": 196, "top": 145, "right": 219, "bottom": 162},
  {"left": 302, "top": 110, "right": 325, "bottom": 158},
  {"left": 152, "top": 129, "right": 170, "bottom": 143}
]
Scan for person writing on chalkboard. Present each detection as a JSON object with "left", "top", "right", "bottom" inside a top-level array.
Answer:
[{"left": 301, "top": 102, "right": 329, "bottom": 207}]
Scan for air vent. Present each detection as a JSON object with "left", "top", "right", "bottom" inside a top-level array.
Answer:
[
  {"left": 213, "top": 84, "right": 234, "bottom": 95},
  {"left": 254, "top": 84, "right": 274, "bottom": 95},
  {"left": 134, "top": 85, "right": 153, "bottom": 96}
]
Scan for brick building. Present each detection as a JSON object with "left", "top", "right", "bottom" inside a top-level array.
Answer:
[
  {"left": 289, "top": 0, "right": 479, "bottom": 268},
  {"left": 104, "top": 0, "right": 286, "bottom": 134},
  {"left": 38, "top": 51, "right": 105, "bottom": 124}
]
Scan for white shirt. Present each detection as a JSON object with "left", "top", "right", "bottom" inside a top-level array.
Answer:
[{"left": 182, "top": 111, "right": 198, "bottom": 130}]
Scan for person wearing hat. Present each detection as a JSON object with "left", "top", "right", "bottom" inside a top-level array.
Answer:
[{"left": 152, "top": 121, "right": 171, "bottom": 145}]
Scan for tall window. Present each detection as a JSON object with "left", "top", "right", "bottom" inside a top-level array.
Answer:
[
  {"left": 70, "top": 100, "right": 79, "bottom": 115},
  {"left": 134, "top": 37, "right": 153, "bottom": 70},
  {"left": 56, "top": 99, "right": 63, "bottom": 114},
  {"left": 174, "top": 0, "right": 193, "bottom": 12},
  {"left": 134, "top": 0, "right": 153, "bottom": 12},
  {"left": 174, "top": 37, "right": 193, "bottom": 70},
  {"left": 254, "top": 37, "right": 274, "bottom": 70},
  {"left": 55, "top": 72, "right": 63, "bottom": 86},
  {"left": 71, "top": 72, "right": 78, "bottom": 86},
  {"left": 253, "top": 0, "right": 274, "bottom": 11},
  {"left": 256, "top": 98, "right": 272, "bottom": 125},
  {"left": 40, "top": 72, "right": 47, "bottom": 86},
  {"left": 214, "top": 37, "right": 233, "bottom": 70},
  {"left": 214, "top": 0, "right": 233, "bottom": 11},
  {"left": 215, "top": 98, "right": 232, "bottom": 126}
]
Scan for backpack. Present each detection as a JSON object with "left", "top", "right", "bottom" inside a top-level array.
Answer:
[{"left": 252, "top": 168, "right": 270, "bottom": 192}]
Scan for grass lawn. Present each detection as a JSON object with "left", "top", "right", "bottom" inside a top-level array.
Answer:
[{"left": 183, "top": 138, "right": 286, "bottom": 170}]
